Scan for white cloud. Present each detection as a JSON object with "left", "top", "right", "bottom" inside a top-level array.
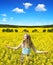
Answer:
[
  {"left": 35, "top": 4, "right": 47, "bottom": 12},
  {"left": 23, "top": 2, "right": 32, "bottom": 9},
  {"left": 2, "top": 18, "right": 7, "bottom": 22},
  {"left": 1, "top": 14, "right": 7, "bottom": 16},
  {"left": 12, "top": 7, "right": 25, "bottom": 13}
]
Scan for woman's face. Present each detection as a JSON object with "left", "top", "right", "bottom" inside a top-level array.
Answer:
[
  {"left": 24, "top": 34, "right": 28, "bottom": 40},
  {"left": 24, "top": 34, "right": 31, "bottom": 40}
]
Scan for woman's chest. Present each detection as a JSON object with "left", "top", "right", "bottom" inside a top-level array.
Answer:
[{"left": 21, "top": 43, "right": 30, "bottom": 48}]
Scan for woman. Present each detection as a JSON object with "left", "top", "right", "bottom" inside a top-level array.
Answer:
[{"left": 7, "top": 34, "right": 48, "bottom": 65}]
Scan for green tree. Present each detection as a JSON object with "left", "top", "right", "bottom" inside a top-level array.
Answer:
[
  {"left": 22, "top": 29, "right": 29, "bottom": 32},
  {"left": 2, "top": 29, "right": 6, "bottom": 32},
  {"left": 43, "top": 29, "right": 46, "bottom": 32},
  {"left": 15, "top": 29, "right": 18, "bottom": 32},
  {"left": 32, "top": 29, "right": 38, "bottom": 32}
]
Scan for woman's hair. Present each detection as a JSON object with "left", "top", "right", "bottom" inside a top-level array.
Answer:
[{"left": 22, "top": 34, "right": 32, "bottom": 47}]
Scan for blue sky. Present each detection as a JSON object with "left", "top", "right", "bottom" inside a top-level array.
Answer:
[{"left": 0, "top": 0, "right": 53, "bottom": 26}]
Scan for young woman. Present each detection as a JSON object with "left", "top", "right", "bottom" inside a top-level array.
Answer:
[{"left": 7, "top": 34, "right": 48, "bottom": 65}]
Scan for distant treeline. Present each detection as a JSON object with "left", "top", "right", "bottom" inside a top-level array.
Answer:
[
  {"left": 2, "top": 28, "right": 53, "bottom": 32},
  {"left": 0, "top": 24, "right": 53, "bottom": 28}
]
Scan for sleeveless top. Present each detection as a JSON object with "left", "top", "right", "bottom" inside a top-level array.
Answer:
[{"left": 22, "top": 47, "right": 31, "bottom": 55}]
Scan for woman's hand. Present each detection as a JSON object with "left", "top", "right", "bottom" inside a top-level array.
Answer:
[
  {"left": 6, "top": 45, "right": 11, "bottom": 49},
  {"left": 44, "top": 51, "right": 48, "bottom": 54}
]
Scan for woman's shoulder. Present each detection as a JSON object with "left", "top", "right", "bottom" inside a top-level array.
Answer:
[{"left": 20, "top": 40, "right": 24, "bottom": 47}]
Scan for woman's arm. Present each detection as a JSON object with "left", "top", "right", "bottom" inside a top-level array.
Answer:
[
  {"left": 31, "top": 42, "right": 48, "bottom": 54},
  {"left": 7, "top": 43, "right": 22, "bottom": 50},
  {"left": 36, "top": 50, "right": 48, "bottom": 54}
]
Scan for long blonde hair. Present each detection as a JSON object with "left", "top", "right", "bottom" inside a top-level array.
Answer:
[{"left": 22, "top": 34, "right": 32, "bottom": 47}]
